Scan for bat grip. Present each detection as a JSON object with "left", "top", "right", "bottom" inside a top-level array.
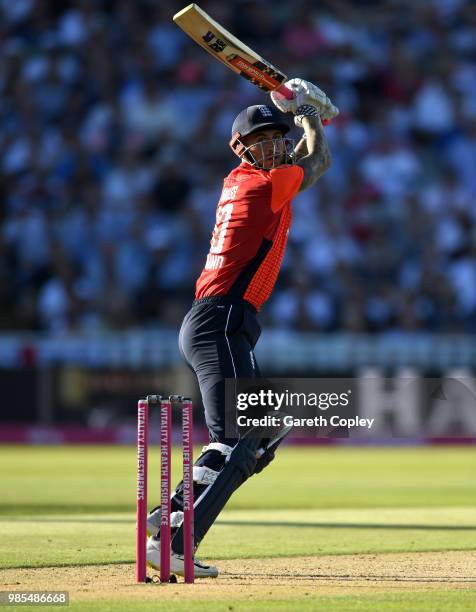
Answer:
[
  {"left": 276, "top": 84, "right": 294, "bottom": 100},
  {"left": 275, "top": 85, "right": 331, "bottom": 126}
]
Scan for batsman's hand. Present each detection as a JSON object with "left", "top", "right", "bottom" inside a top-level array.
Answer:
[
  {"left": 294, "top": 100, "right": 339, "bottom": 127},
  {"left": 270, "top": 78, "right": 339, "bottom": 124}
]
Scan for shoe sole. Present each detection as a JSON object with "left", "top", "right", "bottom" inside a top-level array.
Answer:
[{"left": 147, "top": 559, "right": 218, "bottom": 579}]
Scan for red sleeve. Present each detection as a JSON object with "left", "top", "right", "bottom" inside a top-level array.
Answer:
[{"left": 269, "top": 165, "right": 304, "bottom": 212}]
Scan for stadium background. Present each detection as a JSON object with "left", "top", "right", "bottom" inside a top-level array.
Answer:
[{"left": 0, "top": 0, "right": 475, "bottom": 439}]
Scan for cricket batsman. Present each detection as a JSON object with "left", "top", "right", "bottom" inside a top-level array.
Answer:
[{"left": 146, "top": 78, "right": 338, "bottom": 577}]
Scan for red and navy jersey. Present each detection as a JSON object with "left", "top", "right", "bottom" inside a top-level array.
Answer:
[{"left": 195, "top": 162, "right": 304, "bottom": 311}]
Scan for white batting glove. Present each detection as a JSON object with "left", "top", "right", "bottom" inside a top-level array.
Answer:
[
  {"left": 271, "top": 78, "right": 339, "bottom": 124},
  {"left": 320, "top": 101, "right": 339, "bottom": 122},
  {"left": 271, "top": 79, "right": 309, "bottom": 114},
  {"left": 271, "top": 78, "right": 330, "bottom": 113}
]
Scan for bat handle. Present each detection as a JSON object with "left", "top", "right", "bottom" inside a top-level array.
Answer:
[
  {"left": 276, "top": 84, "right": 294, "bottom": 100},
  {"left": 275, "top": 85, "right": 331, "bottom": 126}
]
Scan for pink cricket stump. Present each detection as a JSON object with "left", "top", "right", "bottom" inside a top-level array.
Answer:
[
  {"left": 182, "top": 398, "right": 194, "bottom": 583},
  {"left": 160, "top": 398, "right": 172, "bottom": 583},
  {"left": 136, "top": 399, "right": 149, "bottom": 583}
]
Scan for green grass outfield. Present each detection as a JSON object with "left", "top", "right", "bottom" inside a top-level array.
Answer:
[{"left": 0, "top": 445, "right": 475, "bottom": 610}]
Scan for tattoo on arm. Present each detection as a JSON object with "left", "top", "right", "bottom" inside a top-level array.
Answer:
[
  {"left": 293, "top": 136, "right": 308, "bottom": 162},
  {"left": 296, "top": 116, "right": 331, "bottom": 192}
]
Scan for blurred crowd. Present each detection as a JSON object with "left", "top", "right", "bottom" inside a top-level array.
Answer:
[{"left": 1, "top": 0, "right": 476, "bottom": 334}]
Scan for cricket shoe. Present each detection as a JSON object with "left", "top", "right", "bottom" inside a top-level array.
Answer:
[
  {"left": 146, "top": 536, "right": 219, "bottom": 578},
  {"left": 147, "top": 508, "right": 183, "bottom": 538}
]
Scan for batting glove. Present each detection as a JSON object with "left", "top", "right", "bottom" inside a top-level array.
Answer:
[
  {"left": 271, "top": 78, "right": 339, "bottom": 124},
  {"left": 294, "top": 102, "right": 340, "bottom": 128},
  {"left": 294, "top": 104, "right": 320, "bottom": 128}
]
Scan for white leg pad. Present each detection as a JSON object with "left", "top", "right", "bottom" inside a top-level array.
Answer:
[
  {"left": 201, "top": 442, "right": 233, "bottom": 457},
  {"left": 193, "top": 465, "right": 220, "bottom": 485}
]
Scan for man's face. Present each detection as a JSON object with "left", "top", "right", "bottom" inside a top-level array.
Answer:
[{"left": 241, "top": 128, "right": 288, "bottom": 170}]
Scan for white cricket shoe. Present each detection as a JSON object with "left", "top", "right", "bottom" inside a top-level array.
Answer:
[{"left": 146, "top": 536, "right": 219, "bottom": 578}]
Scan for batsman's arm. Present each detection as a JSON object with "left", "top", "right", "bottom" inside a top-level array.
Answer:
[
  {"left": 292, "top": 136, "right": 308, "bottom": 162},
  {"left": 296, "top": 116, "right": 331, "bottom": 192}
]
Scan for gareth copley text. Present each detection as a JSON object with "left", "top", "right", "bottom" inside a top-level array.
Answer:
[{"left": 237, "top": 414, "right": 375, "bottom": 429}]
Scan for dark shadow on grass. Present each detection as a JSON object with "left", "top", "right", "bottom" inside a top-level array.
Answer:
[
  {"left": 218, "top": 520, "right": 476, "bottom": 531},
  {"left": 0, "top": 517, "right": 132, "bottom": 524},
  {"left": 1, "top": 517, "right": 475, "bottom": 531},
  {"left": 0, "top": 505, "right": 132, "bottom": 515}
]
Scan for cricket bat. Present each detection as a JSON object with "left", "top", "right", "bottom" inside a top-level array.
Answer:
[{"left": 173, "top": 4, "right": 294, "bottom": 99}]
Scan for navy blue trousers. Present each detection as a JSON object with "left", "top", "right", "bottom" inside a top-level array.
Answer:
[
  {"left": 178, "top": 296, "right": 262, "bottom": 445},
  {"left": 170, "top": 296, "right": 285, "bottom": 554}
]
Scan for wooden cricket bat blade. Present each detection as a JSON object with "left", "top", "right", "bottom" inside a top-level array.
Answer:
[{"left": 173, "top": 4, "right": 293, "bottom": 98}]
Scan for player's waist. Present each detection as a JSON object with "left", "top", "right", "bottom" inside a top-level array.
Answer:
[{"left": 192, "top": 295, "right": 257, "bottom": 314}]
